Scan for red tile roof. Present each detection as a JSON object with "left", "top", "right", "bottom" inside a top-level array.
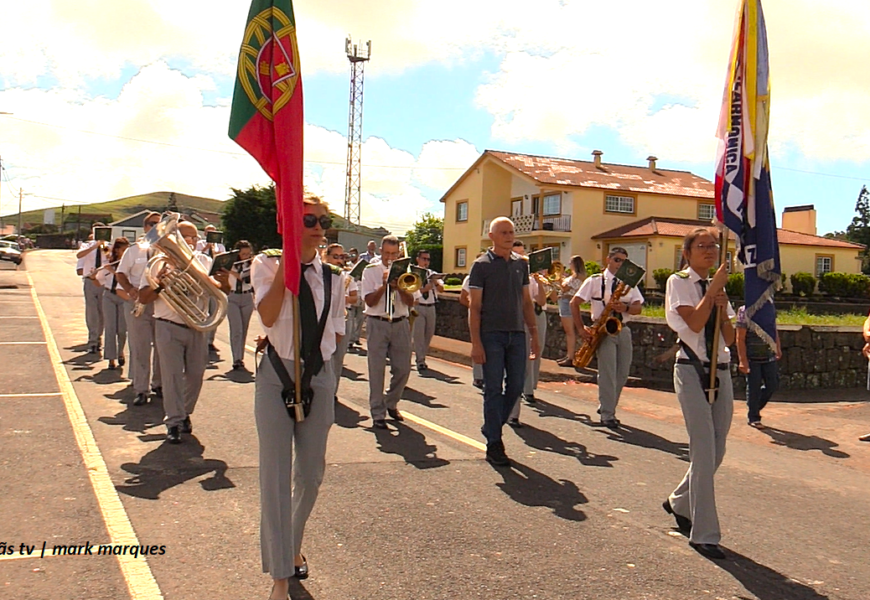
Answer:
[
  {"left": 593, "top": 217, "right": 865, "bottom": 249},
  {"left": 488, "top": 151, "right": 715, "bottom": 199}
]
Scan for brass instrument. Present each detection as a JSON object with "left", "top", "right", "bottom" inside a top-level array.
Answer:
[
  {"left": 397, "top": 271, "right": 422, "bottom": 293},
  {"left": 142, "top": 213, "right": 228, "bottom": 332},
  {"left": 573, "top": 280, "right": 629, "bottom": 369}
]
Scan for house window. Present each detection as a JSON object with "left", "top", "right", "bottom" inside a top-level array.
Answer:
[
  {"left": 122, "top": 229, "right": 137, "bottom": 240},
  {"left": 674, "top": 246, "right": 684, "bottom": 270},
  {"left": 725, "top": 251, "right": 733, "bottom": 273},
  {"left": 698, "top": 203, "right": 716, "bottom": 222},
  {"left": 511, "top": 198, "right": 522, "bottom": 217},
  {"left": 456, "top": 247, "right": 467, "bottom": 268},
  {"left": 815, "top": 255, "right": 833, "bottom": 277},
  {"left": 546, "top": 244, "right": 561, "bottom": 262},
  {"left": 542, "top": 193, "right": 561, "bottom": 216},
  {"left": 456, "top": 201, "right": 468, "bottom": 222},
  {"left": 605, "top": 194, "right": 635, "bottom": 214}
]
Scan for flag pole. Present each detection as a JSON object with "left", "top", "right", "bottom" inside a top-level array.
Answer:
[
  {"left": 292, "top": 294, "right": 304, "bottom": 421},
  {"left": 707, "top": 226, "right": 728, "bottom": 404}
]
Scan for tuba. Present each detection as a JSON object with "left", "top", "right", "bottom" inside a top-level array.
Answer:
[{"left": 142, "top": 213, "right": 228, "bottom": 332}]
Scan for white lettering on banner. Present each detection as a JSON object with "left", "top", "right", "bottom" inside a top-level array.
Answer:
[{"left": 743, "top": 244, "right": 757, "bottom": 268}]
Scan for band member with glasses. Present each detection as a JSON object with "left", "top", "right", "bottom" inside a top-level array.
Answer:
[
  {"left": 324, "top": 243, "right": 357, "bottom": 401},
  {"left": 116, "top": 212, "right": 163, "bottom": 406},
  {"left": 412, "top": 249, "right": 443, "bottom": 373},
  {"left": 572, "top": 247, "right": 644, "bottom": 429},
  {"left": 469, "top": 217, "right": 540, "bottom": 467},
  {"left": 361, "top": 235, "right": 415, "bottom": 429},
  {"left": 138, "top": 221, "right": 216, "bottom": 444},
  {"left": 663, "top": 228, "right": 735, "bottom": 561},
  {"left": 223, "top": 240, "right": 255, "bottom": 371},
  {"left": 252, "top": 197, "right": 344, "bottom": 598},
  {"left": 94, "top": 237, "right": 131, "bottom": 370},
  {"left": 76, "top": 222, "right": 109, "bottom": 354}
]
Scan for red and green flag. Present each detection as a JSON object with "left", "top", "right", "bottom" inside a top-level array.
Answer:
[{"left": 229, "top": 0, "right": 304, "bottom": 294}]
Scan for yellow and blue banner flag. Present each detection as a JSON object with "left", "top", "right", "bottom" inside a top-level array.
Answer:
[{"left": 714, "top": 0, "right": 780, "bottom": 351}]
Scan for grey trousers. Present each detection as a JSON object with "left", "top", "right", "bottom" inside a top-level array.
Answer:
[
  {"left": 596, "top": 326, "right": 633, "bottom": 421},
  {"left": 256, "top": 355, "right": 335, "bottom": 580},
  {"left": 125, "top": 301, "right": 162, "bottom": 395},
  {"left": 101, "top": 291, "right": 128, "bottom": 361},
  {"left": 207, "top": 297, "right": 218, "bottom": 347},
  {"left": 227, "top": 292, "right": 255, "bottom": 363},
  {"left": 412, "top": 304, "right": 437, "bottom": 366},
  {"left": 332, "top": 330, "right": 350, "bottom": 397},
  {"left": 347, "top": 305, "right": 364, "bottom": 344},
  {"left": 83, "top": 279, "right": 104, "bottom": 346},
  {"left": 511, "top": 310, "right": 548, "bottom": 419},
  {"left": 366, "top": 316, "right": 411, "bottom": 420},
  {"left": 669, "top": 364, "right": 734, "bottom": 545},
  {"left": 155, "top": 320, "right": 207, "bottom": 428}
]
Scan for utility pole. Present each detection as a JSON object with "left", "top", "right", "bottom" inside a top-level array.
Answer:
[
  {"left": 344, "top": 37, "right": 371, "bottom": 225},
  {"left": 60, "top": 204, "right": 65, "bottom": 234},
  {"left": 17, "top": 188, "right": 23, "bottom": 241},
  {"left": 0, "top": 154, "right": 4, "bottom": 234}
]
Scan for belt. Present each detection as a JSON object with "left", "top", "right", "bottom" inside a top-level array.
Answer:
[
  {"left": 156, "top": 317, "right": 190, "bottom": 330},
  {"left": 417, "top": 303, "right": 436, "bottom": 307},
  {"left": 368, "top": 315, "right": 407, "bottom": 323},
  {"left": 676, "top": 358, "right": 729, "bottom": 370},
  {"left": 231, "top": 290, "right": 254, "bottom": 294}
]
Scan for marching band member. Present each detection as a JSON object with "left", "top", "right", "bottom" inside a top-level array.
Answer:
[
  {"left": 116, "top": 212, "right": 163, "bottom": 406},
  {"left": 412, "top": 249, "right": 443, "bottom": 372},
  {"left": 94, "top": 237, "right": 130, "bottom": 370},
  {"left": 663, "top": 228, "right": 735, "bottom": 560},
  {"left": 138, "top": 221, "right": 216, "bottom": 444},
  {"left": 361, "top": 235, "right": 414, "bottom": 429},
  {"left": 556, "top": 255, "right": 587, "bottom": 367},
  {"left": 76, "top": 223, "right": 109, "bottom": 354},
  {"left": 324, "top": 243, "right": 357, "bottom": 401},
  {"left": 223, "top": 240, "right": 255, "bottom": 371},
  {"left": 469, "top": 217, "right": 539, "bottom": 467},
  {"left": 251, "top": 197, "right": 344, "bottom": 597},
  {"left": 197, "top": 224, "right": 226, "bottom": 353},
  {"left": 572, "top": 247, "right": 644, "bottom": 429}
]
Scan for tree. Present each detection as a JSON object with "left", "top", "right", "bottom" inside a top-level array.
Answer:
[
  {"left": 222, "top": 185, "right": 281, "bottom": 251},
  {"left": 845, "top": 185, "right": 870, "bottom": 273},
  {"left": 167, "top": 192, "right": 178, "bottom": 212},
  {"left": 404, "top": 213, "right": 443, "bottom": 271}
]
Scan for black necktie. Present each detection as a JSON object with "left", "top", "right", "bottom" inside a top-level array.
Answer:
[
  {"left": 299, "top": 264, "right": 318, "bottom": 361},
  {"left": 235, "top": 264, "right": 244, "bottom": 293},
  {"left": 111, "top": 275, "right": 118, "bottom": 292},
  {"left": 698, "top": 279, "right": 717, "bottom": 359},
  {"left": 422, "top": 291, "right": 430, "bottom": 301},
  {"left": 609, "top": 276, "right": 623, "bottom": 322},
  {"left": 95, "top": 245, "right": 102, "bottom": 268}
]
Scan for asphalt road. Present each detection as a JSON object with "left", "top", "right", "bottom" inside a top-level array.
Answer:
[{"left": 2, "top": 250, "right": 869, "bottom": 600}]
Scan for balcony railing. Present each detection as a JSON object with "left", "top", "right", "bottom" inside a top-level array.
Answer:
[{"left": 482, "top": 214, "right": 572, "bottom": 236}]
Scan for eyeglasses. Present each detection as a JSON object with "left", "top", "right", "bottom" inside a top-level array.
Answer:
[
  {"left": 329, "top": 254, "right": 347, "bottom": 260},
  {"left": 419, "top": 256, "right": 430, "bottom": 261},
  {"left": 303, "top": 214, "right": 333, "bottom": 230},
  {"left": 145, "top": 221, "right": 159, "bottom": 227},
  {"left": 694, "top": 243, "right": 720, "bottom": 252},
  {"left": 612, "top": 257, "right": 625, "bottom": 263}
]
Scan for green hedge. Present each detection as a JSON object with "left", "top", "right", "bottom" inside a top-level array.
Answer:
[
  {"left": 725, "top": 272, "right": 744, "bottom": 298},
  {"left": 653, "top": 268, "right": 673, "bottom": 290},
  {"left": 585, "top": 261, "right": 602, "bottom": 276},
  {"left": 790, "top": 272, "right": 816, "bottom": 297},
  {"left": 818, "top": 272, "right": 870, "bottom": 298},
  {"left": 444, "top": 277, "right": 462, "bottom": 286}
]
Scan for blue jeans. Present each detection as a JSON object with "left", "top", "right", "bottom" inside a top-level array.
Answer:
[
  {"left": 747, "top": 359, "right": 778, "bottom": 422},
  {"left": 481, "top": 330, "right": 527, "bottom": 445}
]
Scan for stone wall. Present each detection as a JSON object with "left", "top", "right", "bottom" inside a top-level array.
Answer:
[{"left": 434, "top": 293, "right": 867, "bottom": 393}]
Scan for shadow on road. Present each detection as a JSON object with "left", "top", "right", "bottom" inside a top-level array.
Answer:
[
  {"left": 416, "top": 367, "right": 462, "bottom": 384},
  {"left": 401, "top": 386, "right": 448, "bottom": 409},
  {"left": 529, "top": 398, "right": 596, "bottom": 427},
  {"left": 74, "top": 365, "right": 128, "bottom": 385},
  {"left": 513, "top": 423, "right": 618, "bottom": 467},
  {"left": 63, "top": 350, "right": 104, "bottom": 371},
  {"left": 371, "top": 422, "right": 450, "bottom": 469},
  {"left": 287, "top": 581, "right": 316, "bottom": 599},
  {"left": 98, "top": 397, "right": 165, "bottom": 434},
  {"left": 207, "top": 367, "right": 255, "bottom": 384},
  {"left": 599, "top": 424, "right": 690, "bottom": 462},
  {"left": 116, "top": 435, "right": 235, "bottom": 500},
  {"left": 717, "top": 549, "right": 832, "bottom": 600},
  {"left": 758, "top": 426, "right": 849, "bottom": 459},
  {"left": 493, "top": 461, "right": 588, "bottom": 521},
  {"left": 340, "top": 366, "right": 366, "bottom": 382},
  {"left": 334, "top": 400, "right": 367, "bottom": 429}
]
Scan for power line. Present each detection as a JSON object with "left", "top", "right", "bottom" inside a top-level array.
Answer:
[{"left": 775, "top": 165, "right": 868, "bottom": 183}]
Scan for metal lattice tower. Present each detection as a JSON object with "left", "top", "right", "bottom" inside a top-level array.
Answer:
[{"left": 344, "top": 37, "right": 371, "bottom": 225}]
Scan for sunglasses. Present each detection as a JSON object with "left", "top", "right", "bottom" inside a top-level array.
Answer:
[
  {"left": 329, "top": 253, "right": 347, "bottom": 259},
  {"left": 612, "top": 257, "right": 625, "bottom": 263},
  {"left": 145, "top": 221, "right": 159, "bottom": 227},
  {"left": 303, "top": 214, "right": 333, "bottom": 229}
]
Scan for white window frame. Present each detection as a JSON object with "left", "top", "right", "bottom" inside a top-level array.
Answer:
[
  {"left": 456, "top": 201, "right": 468, "bottom": 222},
  {"left": 542, "top": 193, "right": 561, "bottom": 216},
  {"left": 456, "top": 248, "right": 467, "bottom": 268},
  {"left": 605, "top": 194, "right": 635, "bottom": 214},
  {"left": 698, "top": 203, "right": 716, "bottom": 222},
  {"left": 816, "top": 255, "right": 832, "bottom": 277},
  {"left": 511, "top": 198, "right": 522, "bottom": 217}
]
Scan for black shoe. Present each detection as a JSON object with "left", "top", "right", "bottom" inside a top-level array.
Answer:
[
  {"left": 180, "top": 417, "right": 192, "bottom": 434},
  {"left": 662, "top": 499, "right": 692, "bottom": 534},
  {"left": 372, "top": 419, "right": 388, "bottom": 430},
  {"left": 417, "top": 363, "right": 428, "bottom": 372},
  {"left": 166, "top": 426, "right": 181, "bottom": 444},
  {"left": 133, "top": 393, "right": 148, "bottom": 406},
  {"left": 601, "top": 418, "right": 620, "bottom": 430},
  {"left": 689, "top": 542, "right": 726, "bottom": 560},
  {"left": 108, "top": 360, "right": 116, "bottom": 370},
  {"left": 387, "top": 408, "right": 404, "bottom": 422},
  {"left": 152, "top": 386, "right": 163, "bottom": 399},
  {"left": 118, "top": 356, "right": 126, "bottom": 367},
  {"left": 472, "top": 379, "right": 484, "bottom": 390},
  {"left": 507, "top": 417, "right": 522, "bottom": 428},
  {"left": 294, "top": 555, "right": 309, "bottom": 579},
  {"left": 524, "top": 394, "right": 536, "bottom": 405},
  {"left": 485, "top": 440, "right": 511, "bottom": 467}
]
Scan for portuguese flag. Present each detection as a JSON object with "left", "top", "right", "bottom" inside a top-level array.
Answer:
[{"left": 229, "top": 0, "right": 304, "bottom": 294}]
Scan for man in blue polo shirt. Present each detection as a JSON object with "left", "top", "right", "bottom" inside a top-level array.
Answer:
[{"left": 468, "top": 217, "right": 540, "bottom": 467}]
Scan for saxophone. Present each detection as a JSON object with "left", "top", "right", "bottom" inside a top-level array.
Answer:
[{"left": 573, "top": 280, "right": 629, "bottom": 369}]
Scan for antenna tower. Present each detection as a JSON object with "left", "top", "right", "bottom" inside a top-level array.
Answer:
[{"left": 344, "top": 37, "right": 371, "bottom": 225}]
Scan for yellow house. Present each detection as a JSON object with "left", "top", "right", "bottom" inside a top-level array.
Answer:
[{"left": 440, "top": 150, "right": 863, "bottom": 286}]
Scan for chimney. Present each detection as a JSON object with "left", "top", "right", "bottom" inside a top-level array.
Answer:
[
  {"left": 592, "top": 149, "right": 603, "bottom": 169},
  {"left": 647, "top": 155, "right": 658, "bottom": 171},
  {"left": 782, "top": 205, "right": 816, "bottom": 236}
]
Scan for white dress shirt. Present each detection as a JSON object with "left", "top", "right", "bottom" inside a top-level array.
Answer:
[
  {"left": 195, "top": 239, "right": 226, "bottom": 256},
  {"left": 116, "top": 241, "right": 152, "bottom": 288},
  {"left": 95, "top": 268, "right": 120, "bottom": 292},
  {"left": 665, "top": 267, "right": 736, "bottom": 363},
  {"left": 251, "top": 252, "right": 345, "bottom": 362},
  {"left": 417, "top": 268, "right": 442, "bottom": 306},
  {"left": 360, "top": 260, "right": 412, "bottom": 319},
  {"left": 142, "top": 252, "right": 213, "bottom": 325},
  {"left": 78, "top": 241, "right": 109, "bottom": 279},
  {"left": 575, "top": 270, "right": 645, "bottom": 321}
]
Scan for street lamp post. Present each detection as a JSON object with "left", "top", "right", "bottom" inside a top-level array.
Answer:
[{"left": 0, "top": 113, "right": 12, "bottom": 236}]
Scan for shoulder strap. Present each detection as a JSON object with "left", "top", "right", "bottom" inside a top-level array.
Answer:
[
  {"left": 678, "top": 340, "right": 717, "bottom": 399},
  {"left": 300, "top": 264, "right": 333, "bottom": 382}
]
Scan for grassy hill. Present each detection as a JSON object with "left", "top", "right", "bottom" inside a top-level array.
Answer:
[{"left": 12, "top": 191, "right": 225, "bottom": 226}]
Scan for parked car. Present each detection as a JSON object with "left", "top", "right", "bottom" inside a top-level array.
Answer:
[{"left": 0, "top": 240, "right": 22, "bottom": 265}]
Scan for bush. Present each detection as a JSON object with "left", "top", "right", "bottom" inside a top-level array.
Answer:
[
  {"left": 779, "top": 272, "right": 787, "bottom": 293},
  {"left": 653, "top": 268, "right": 673, "bottom": 290},
  {"left": 444, "top": 277, "right": 462, "bottom": 286},
  {"left": 585, "top": 261, "right": 602, "bottom": 276},
  {"left": 790, "top": 272, "right": 816, "bottom": 297},
  {"left": 818, "top": 272, "right": 870, "bottom": 298},
  {"left": 725, "top": 272, "right": 744, "bottom": 299}
]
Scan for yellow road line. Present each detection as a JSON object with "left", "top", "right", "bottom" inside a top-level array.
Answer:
[
  {"left": 400, "top": 410, "right": 487, "bottom": 452},
  {"left": 28, "top": 273, "right": 163, "bottom": 600},
  {"left": 0, "top": 392, "right": 62, "bottom": 398}
]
